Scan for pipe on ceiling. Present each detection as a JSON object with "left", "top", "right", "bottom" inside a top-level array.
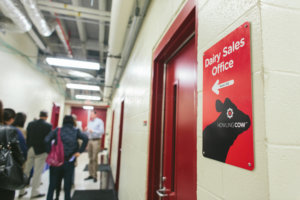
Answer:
[
  {"left": 47, "top": 0, "right": 73, "bottom": 57},
  {"left": 55, "top": 23, "right": 73, "bottom": 57},
  {"left": 98, "top": 0, "right": 106, "bottom": 65},
  {"left": 20, "top": 0, "right": 55, "bottom": 37},
  {"left": 0, "top": 0, "right": 49, "bottom": 52},
  {"left": 72, "top": 0, "right": 86, "bottom": 58},
  {"left": 0, "top": 0, "right": 32, "bottom": 33},
  {"left": 103, "top": 0, "right": 150, "bottom": 102},
  {"left": 103, "top": 0, "right": 136, "bottom": 101}
]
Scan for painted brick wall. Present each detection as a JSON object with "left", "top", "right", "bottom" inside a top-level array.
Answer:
[
  {"left": 108, "top": 0, "right": 300, "bottom": 199},
  {"left": 261, "top": 0, "right": 300, "bottom": 199},
  {"left": 197, "top": 0, "right": 269, "bottom": 199},
  {"left": 109, "top": 0, "right": 187, "bottom": 199}
]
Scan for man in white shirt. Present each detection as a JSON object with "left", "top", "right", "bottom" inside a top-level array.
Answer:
[{"left": 84, "top": 111, "right": 104, "bottom": 182}]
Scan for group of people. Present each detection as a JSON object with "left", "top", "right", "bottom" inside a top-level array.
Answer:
[{"left": 0, "top": 100, "right": 105, "bottom": 200}]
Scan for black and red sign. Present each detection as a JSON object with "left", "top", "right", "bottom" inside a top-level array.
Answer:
[{"left": 202, "top": 22, "right": 254, "bottom": 170}]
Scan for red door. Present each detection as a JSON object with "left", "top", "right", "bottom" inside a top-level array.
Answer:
[
  {"left": 115, "top": 101, "right": 125, "bottom": 192},
  {"left": 51, "top": 103, "right": 60, "bottom": 129},
  {"left": 157, "top": 37, "right": 197, "bottom": 200}
]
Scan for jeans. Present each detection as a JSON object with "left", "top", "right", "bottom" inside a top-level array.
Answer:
[{"left": 46, "top": 161, "right": 74, "bottom": 200}]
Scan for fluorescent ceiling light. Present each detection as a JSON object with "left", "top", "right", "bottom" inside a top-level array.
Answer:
[
  {"left": 75, "top": 95, "right": 101, "bottom": 101},
  {"left": 66, "top": 83, "right": 100, "bottom": 91},
  {"left": 83, "top": 106, "right": 94, "bottom": 110},
  {"left": 46, "top": 57, "right": 100, "bottom": 70},
  {"left": 68, "top": 70, "right": 94, "bottom": 78}
]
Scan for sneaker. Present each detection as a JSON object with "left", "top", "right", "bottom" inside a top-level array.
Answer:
[
  {"left": 31, "top": 193, "right": 45, "bottom": 199},
  {"left": 84, "top": 176, "right": 93, "bottom": 180},
  {"left": 18, "top": 191, "right": 27, "bottom": 198},
  {"left": 93, "top": 178, "right": 97, "bottom": 182}
]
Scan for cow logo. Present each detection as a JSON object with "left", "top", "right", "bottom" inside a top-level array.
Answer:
[
  {"left": 227, "top": 108, "right": 233, "bottom": 119},
  {"left": 203, "top": 98, "right": 251, "bottom": 162}
]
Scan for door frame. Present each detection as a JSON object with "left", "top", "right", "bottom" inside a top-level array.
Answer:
[
  {"left": 115, "top": 100, "right": 125, "bottom": 192},
  {"left": 109, "top": 110, "right": 115, "bottom": 165},
  {"left": 147, "top": 1, "right": 197, "bottom": 199}
]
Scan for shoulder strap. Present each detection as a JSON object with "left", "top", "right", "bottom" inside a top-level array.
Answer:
[{"left": 57, "top": 128, "right": 61, "bottom": 142}]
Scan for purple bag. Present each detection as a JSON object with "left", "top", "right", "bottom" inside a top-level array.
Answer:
[{"left": 46, "top": 129, "right": 64, "bottom": 167}]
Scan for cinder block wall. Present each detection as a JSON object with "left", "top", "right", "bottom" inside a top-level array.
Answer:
[
  {"left": 261, "top": 0, "right": 300, "bottom": 199},
  {"left": 108, "top": 0, "right": 300, "bottom": 199},
  {"left": 197, "top": 0, "right": 268, "bottom": 199}
]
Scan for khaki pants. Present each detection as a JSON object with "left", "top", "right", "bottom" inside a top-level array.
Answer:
[
  {"left": 20, "top": 147, "right": 47, "bottom": 197},
  {"left": 87, "top": 139, "right": 101, "bottom": 178}
]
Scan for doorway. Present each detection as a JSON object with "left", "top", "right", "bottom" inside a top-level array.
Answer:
[{"left": 148, "top": 1, "right": 197, "bottom": 200}]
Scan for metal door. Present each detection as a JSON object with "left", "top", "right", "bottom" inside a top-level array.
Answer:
[{"left": 156, "top": 36, "right": 197, "bottom": 200}]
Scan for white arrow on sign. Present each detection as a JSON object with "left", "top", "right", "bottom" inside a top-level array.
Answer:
[{"left": 212, "top": 79, "right": 234, "bottom": 95}]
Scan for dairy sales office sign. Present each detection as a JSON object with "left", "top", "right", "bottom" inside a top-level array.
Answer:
[{"left": 202, "top": 22, "right": 254, "bottom": 170}]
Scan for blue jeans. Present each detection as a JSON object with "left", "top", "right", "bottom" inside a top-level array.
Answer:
[{"left": 46, "top": 161, "right": 74, "bottom": 200}]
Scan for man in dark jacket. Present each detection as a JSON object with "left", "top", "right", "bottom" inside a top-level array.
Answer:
[{"left": 19, "top": 111, "right": 52, "bottom": 199}]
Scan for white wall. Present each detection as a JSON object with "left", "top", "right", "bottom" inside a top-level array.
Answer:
[
  {"left": 108, "top": 0, "right": 300, "bottom": 199},
  {"left": 261, "top": 1, "right": 300, "bottom": 199},
  {"left": 0, "top": 33, "right": 65, "bottom": 126},
  {"left": 197, "top": 0, "right": 269, "bottom": 199},
  {"left": 109, "top": 0, "right": 187, "bottom": 199}
]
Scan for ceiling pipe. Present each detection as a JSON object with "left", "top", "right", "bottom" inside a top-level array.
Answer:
[
  {"left": 0, "top": 0, "right": 49, "bottom": 52},
  {"left": 28, "top": 29, "right": 48, "bottom": 51},
  {"left": 47, "top": 0, "right": 73, "bottom": 57},
  {"left": 37, "top": 1, "right": 110, "bottom": 22},
  {"left": 20, "top": 0, "right": 55, "bottom": 37},
  {"left": 98, "top": 0, "right": 106, "bottom": 65},
  {"left": 0, "top": 19, "right": 27, "bottom": 33},
  {"left": 72, "top": 0, "right": 87, "bottom": 58},
  {"left": 103, "top": 0, "right": 136, "bottom": 101},
  {"left": 0, "top": 0, "right": 32, "bottom": 33},
  {"left": 104, "top": 0, "right": 150, "bottom": 102}
]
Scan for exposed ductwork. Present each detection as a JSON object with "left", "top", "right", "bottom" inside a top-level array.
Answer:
[
  {"left": 55, "top": 23, "right": 73, "bottom": 57},
  {"left": 0, "top": 18, "right": 26, "bottom": 33},
  {"left": 103, "top": 0, "right": 136, "bottom": 101},
  {"left": 103, "top": 0, "right": 150, "bottom": 102},
  {"left": 0, "top": 0, "right": 32, "bottom": 33},
  {"left": 0, "top": 0, "right": 49, "bottom": 52},
  {"left": 20, "top": 0, "right": 55, "bottom": 37},
  {"left": 98, "top": 0, "right": 106, "bottom": 64}
]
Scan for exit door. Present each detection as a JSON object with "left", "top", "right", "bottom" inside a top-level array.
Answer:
[{"left": 156, "top": 36, "right": 197, "bottom": 200}]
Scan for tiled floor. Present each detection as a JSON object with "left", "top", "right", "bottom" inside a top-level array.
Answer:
[{"left": 16, "top": 151, "right": 113, "bottom": 199}]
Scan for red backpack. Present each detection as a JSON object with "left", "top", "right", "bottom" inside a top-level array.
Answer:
[{"left": 46, "top": 129, "right": 64, "bottom": 167}]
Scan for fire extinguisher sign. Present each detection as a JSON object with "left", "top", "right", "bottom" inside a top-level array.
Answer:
[{"left": 202, "top": 22, "right": 254, "bottom": 170}]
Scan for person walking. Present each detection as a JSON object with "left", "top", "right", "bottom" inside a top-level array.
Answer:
[
  {"left": 45, "top": 115, "right": 88, "bottom": 200},
  {"left": 0, "top": 101, "right": 26, "bottom": 200},
  {"left": 19, "top": 111, "right": 52, "bottom": 199},
  {"left": 84, "top": 111, "right": 105, "bottom": 182}
]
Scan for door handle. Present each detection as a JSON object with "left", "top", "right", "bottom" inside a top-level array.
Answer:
[{"left": 156, "top": 187, "right": 168, "bottom": 197}]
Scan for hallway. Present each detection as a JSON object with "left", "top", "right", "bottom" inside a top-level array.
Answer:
[
  {"left": 0, "top": 0, "right": 300, "bottom": 199},
  {"left": 16, "top": 152, "right": 117, "bottom": 200}
]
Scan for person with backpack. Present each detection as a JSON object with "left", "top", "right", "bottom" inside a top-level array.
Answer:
[{"left": 45, "top": 115, "right": 88, "bottom": 200}]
